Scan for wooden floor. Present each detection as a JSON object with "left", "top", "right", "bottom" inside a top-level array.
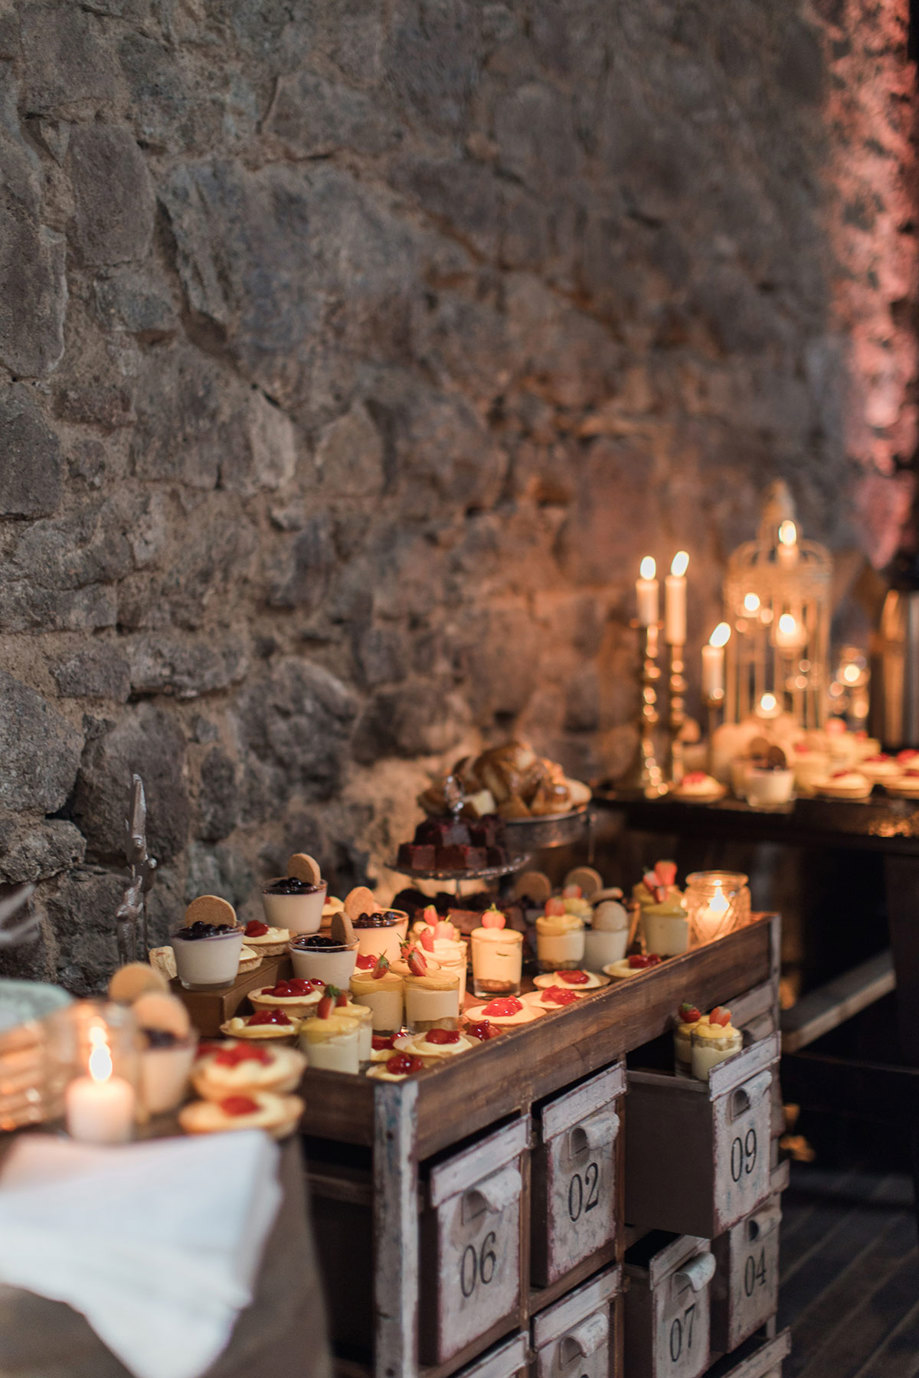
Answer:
[{"left": 779, "top": 1162, "right": 919, "bottom": 1378}]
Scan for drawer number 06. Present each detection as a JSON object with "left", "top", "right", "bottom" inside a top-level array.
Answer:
[
  {"left": 567, "top": 1160, "right": 600, "bottom": 1222},
  {"left": 730, "top": 1128, "right": 757, "bottom": 1182},
  {"left": 459, "top": 1230, "right": 497, "bottom": 1299}
]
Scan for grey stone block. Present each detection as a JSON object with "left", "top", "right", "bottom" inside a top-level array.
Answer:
[
  {"left": 0, "top": 816, "right": 86, "bottom": 883},
  {"left": 0, "top": 386, "right": 62, "bottom": 516},
  {"left": 0, "top": 671, "right": 83, "bottom": 813},
  {"left": 68, "top": 124, "right": 156, "bottom": 267},
  {"left": 52, "top": 644, "right": 131, "bottom": 701}
]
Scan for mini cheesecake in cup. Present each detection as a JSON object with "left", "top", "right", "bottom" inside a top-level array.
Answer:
[
  {"left": 691, "top": 1007, "right": 742, "bottom": 1082},
  {"left": 673, "top": 1001, "right": 708, "bottom": 1076},
  {"left": 262, "top": 853, "right": 327, "bottom": 935},
  {"left": 641, "top": 895, "right": 689, "bottom": 957},
  {"left": 170, "top": 895, "right": 243, "bottom": 991},
  {"left": 470, "top": 907, "right": 523, "bottom": 998},
  {"left": 350, "top": 954, "right": 405, "bottom": 1033},
  {"left": 401, "top": 943, "right": 460, "bottom": 1031},
  {"left": 300, "top": 991, "right": 361, "bottom": 1074},
  {"left": 416, "top": 926, "right": 468, "bottom": 1003},
  {"left": 319, "top": 987, "right": 373, "bottom": 1061},
  {"left": 535, "top": 899, "right": 585, "bottom": 971}
]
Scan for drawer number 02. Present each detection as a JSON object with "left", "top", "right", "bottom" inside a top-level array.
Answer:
[
  {"left": 567, "top": 1161, "right": 600, "bottom": 1222},
  {"left": 669, "top": 1303, "right": 696, "bottom": 1362},
  {"left": 744, "top": 1247, "right": 767, "bottom": 1297},
  {"left": 459, "top": 1230, "right": 497, "bottom": 1299},
  {"left": 730, "top": 1128, "right": 758, "bottom": 1182}
]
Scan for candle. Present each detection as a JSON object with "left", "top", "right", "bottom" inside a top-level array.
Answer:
[
  {"left": 66, "top": 1025, "right": 135, "bottom": 1144},
  {"left": 755, "top": 692, "right": 781, "bottom": 720},
  {"left": 775, "top": 612, "right": 801, "bottom": 649},
  {"left": 665, "top": 551, "right": 689, "bottom": 645},
  {"left": 696, "top": 885, "right": 729, "bottom": 943},
  {"left": 636, "top": 557, "right": 659, "bottom": 626},
  {"left": 702, "top": 622, "right": 730, "bottom": 698},
  {"left": 777, "top": 520, "right": 798, "bottom": 569}
]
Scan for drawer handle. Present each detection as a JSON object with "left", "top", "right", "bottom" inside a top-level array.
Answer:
[
  {"left": 729, "top": 1070, "right": 772, "bottom": 1121},
  {"left": 566, "top": 1111, "right": 620, "bottom": 1160},
  {"left": 674, "top": 1253, "right": 716, "bottom": 1293},
  {"left": 558, "top": 1314, "right": 609, "bottom": 1364},
  {"left": 460, "top": 1164, "right": 520, "bottom": 1222},
  {"left": 746, "top": 1205, "right": 782, "bottom": 1241}
]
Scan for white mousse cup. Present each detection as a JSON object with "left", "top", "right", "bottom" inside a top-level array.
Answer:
[
  {"left": 170, "top": 927, "right": 243, "bottom": 990},
  {"left": 289, "top": 936, "right": 358, "bottom": 988},
  {"left": 262, "top": 880, "right": 327, "bottom": 935},
  {"left": 583, "top": 927, "right": 628, "bottom": 969},
  {"left": 352, "top": 911, "right": 409, "bottom": 963}
]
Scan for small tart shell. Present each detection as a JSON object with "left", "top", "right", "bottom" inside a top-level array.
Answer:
[
  {"left": 813, "top": 775, "right": 872, "bottom": 799},
  {"left": 407, "top": 1032, "right": 476, "bottom": 1057},
  {"left": 179, "top": 1091, "right": 303, "bottom": 1139},
  {"left": 366, "top": 1058, "right": 437, "bottom": 1082},
  {"left": 532, "top": 970, "right": 609, "bottom": 990},
  {"left": 237, "top": 945, "right": 262, "bottom": 973},
  {"left": 220, "top": 1015, "right": 300, "bottom": 1041},
  {"left": 520, "top": 988, "right": 590, "bottom": 1011},
  {"left": 603, "top": 959, "right": 662, "bottom": 980},
  {"left": 369, "top": 1034, "right": 414, "bottom": 1062},
  {"left": 463, "top": 1001, "right": 545, "bottom": 1027},
  {"left": 192, "top": 1044, "right": 306, "bottom": 1098}
]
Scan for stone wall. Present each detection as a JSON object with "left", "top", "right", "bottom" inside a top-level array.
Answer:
[{"left": 0, "top": 0, "right": 915, "bottom": 992}]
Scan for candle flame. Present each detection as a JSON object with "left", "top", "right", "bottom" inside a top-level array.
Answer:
[
  {"left": 759, "top": 692, "right": 777, "bottom": 714},
  {"left": 743, "top": 592, "right": 760, "bottom": 614},
  {"left": 710, "top": 888, "right": 729, "bottom": 916},
  {"left": 842, "top": 662, "right": 860, "bottom": 685},
  {"left": 709, "top": 622, "right": 731, "bottom": 648},
  {"left": 778, "top": 520, "right": 797, "bottom": 547},
  {"left": 88, "top": 1025, "right": 113, "bottom": 1084},
  {"left": 639, "top": 556, "right": 656, "bottom": 580},
  {"left": 671, "top": 551, "right": 689, "bottom": 578},
  {"left": 778, "top": 612, "right": 797, "bottom": 638}
]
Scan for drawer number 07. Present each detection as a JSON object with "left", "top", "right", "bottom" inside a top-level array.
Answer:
[
  {"left": 459, "top": 1230, "right": 497, "bottom": 1299},
  {"left": 669, "top": 1303, "right": 696, "bottom": 1362},
  {"left": 730, "top": 1128, "right": 757, "bottom": 1182}
]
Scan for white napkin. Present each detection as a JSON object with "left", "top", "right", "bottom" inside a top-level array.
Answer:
[{"left": 0, "top": 1130, "right": 282, "bottom": 1378}]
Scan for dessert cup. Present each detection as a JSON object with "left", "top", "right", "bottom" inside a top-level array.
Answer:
[
  {"left": 170, "top": 925, "right": 243, "bottom": 990},
  {"left": 583, "top": 926, "right": 628, "bottom": 969},
  {"left": 289, "top": 934, "right": 358, "bottom": 987},
  {"left": 333, "top": 1001, "right": 373, "bottom": 1061},
  {"left": 349, "top": 969, "right": 404, "bottom": 1033},
  {"left": 262, "top": 878, "right": 327, "bottom": 935},
  {"left": 403, "top": 970, "right": 461, "bottom": 1031},
  {"left": 139, "top": 1035, "right": 197, "bottom": 1114},
  {"left": 691, "top": 1022, "right": 742, "bottom": 1082},
  {"left": 673, "top": 1013, "right": 708, "bottom": 1076},
  {"left": 299, "top": 1014, "right": 361, "bottom": 1073},
  {"left": 352, "top": 909, "right": 409, "bottom": 963},
  {"left": 470, "top": 927, "right": 523, "bottom": 998},
  {"left": 428, "top": 938, "right": 468, "bottom": 1005},
  {"left": 742, "top": 766, "right": 794, "bottom": 806},
  {"left": 535, "top": 914, "right": 585, "bottom": 971},
  {"left": 641, "top": 899, "right": 689, "bottom": 956}
]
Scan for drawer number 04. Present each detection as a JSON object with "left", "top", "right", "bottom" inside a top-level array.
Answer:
[
  {"left": 730, "top": 1128, "right": 757, "bottom": 1182},
  {"left": 567, "top": 1161, "right": 600, "bottom": 1222},
  {"left": 743, "top": 1247, "right": 767, "bottom": 1297},
  {"left": 669, "top": 1303, "right": 696, "bottom": 1362},
  {"left": 459, "top": 1230, "right": 498, "bottom": 1299}
]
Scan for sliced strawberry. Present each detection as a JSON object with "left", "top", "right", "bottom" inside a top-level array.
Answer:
[
  {"left": 385, "top": 1053, "right": 424, "bottom": 1075},
  {"left": 372, "top": 953, "right": 391, "bottom": 980},
  {"left": 356, "top": 953, "right": 377, "bottom": 970},
  {"left": 561, "top": 884, "right": 582, "bottom": 899},
  {"left": 316, "top": 993, "right": 334, "bottom": 1019},
  {"left": 434, "top": 920, "right": 455, "bottom": 941},
  {"left": 247, "top": 1008, "right": 292, "bottom": 1026},
  {"left": 709, "top": 1006, "right": 732, "bottom": 1026},
  {"left": 335, "top": 989, "right": 349, "bottom": 1008},
  {"left": 545, "top": 896, "right": 567, "bottom": 916},
  {"left": 420, "top": 927, "right": 435, "bottom": 953},
  {"left": 245, "top": 920, "right": 270, "bottom": 937},
  {"left": 655, "top": 860, "right": 678, "bottom": 887},
  {"left": 558, "top": 970, "right": 590, "bottom": 985},
  {"left": 401, "top": 942, "right": 427, "bottom": 976},
  {"left": 481, "top": 906, "right": 506, "bottom": 930},
  {"left": 425, "top": 1029, "right": 461, "bottom": 1044},
  {"left": 542, "top": 986, "right": 579, "bottom": 1007},
  {"left": 422, "top": 904, "right": 439, "bottom": 926},
  {"left": 482, "top": 997, "right": 523, "bottom": 1017},
  {"left": 219, "top": 1095, "right": 261, "bottom": 1117},
  {"left": 678, "top": 1002, "right": 703, "bottom": 1023},
  {"left": 465, "top": 1020, "right": 500, "bottom": 1041}
]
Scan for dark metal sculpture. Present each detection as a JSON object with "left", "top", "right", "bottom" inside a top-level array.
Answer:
[
  {"left": 0, "top": 883, "right": 38, "bottom": 949},
  {"left": 115, "top": 773, "right": 158, "bottom": 966}
]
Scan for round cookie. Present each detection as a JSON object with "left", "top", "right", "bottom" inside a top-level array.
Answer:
[
  {"left": 513, "top": 871, "right": 552, "bottom": 904},
  {"left": 148, "top": 947, "right": 178, "bottom": 981},
  {"left": 344, "top": 886, "right": 377, "bottom": 921},
  {"left": 564, "top": 867, "right": 603, "bottom": 898},
  {"left": 131, "top": 991, "right": 191, "bottom": 1039},
  {"left": 184, "top": 895, "right": 237, "bottom": 928},
  {"left": 287, "top": 853, "right": 323, "bottom": 886},
  {"left": 108, "top": 962, "right": 168, "bottom": 1004}
]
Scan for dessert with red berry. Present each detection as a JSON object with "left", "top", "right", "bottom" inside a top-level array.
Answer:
[
  {"left": 470, "top": 906, "right": 523, "bottom": 998},
  {"left": 408, "top": 1027, "right": 476, "bottom": 1058},
  {"left": 220, "top": 1007, "right": 301, "bottom": 1042},
  {"left": 691, "top": 1006, "right": 742, "bottom": 1081},
  {"left": 366, "top": 1052, "right": 433, "bottom": 1081},
  {"left": 249, "top": 976, "right": 326, "bottom": 1017},
  {"left": 532, "top": 968, "right": 609, "bottom": 991},
  {"left": 603, "top": 953, "right": 664, "bottom": 980},
  {"left": 179, "top": 1088, "right": 304, "bottom": 1138},
  {"left": 350, "top": 952, "right": 405, "bottom": 1034},
  {"left": 299, "top": 986, "right": 361, "bottom": 1073},
  {"left": 673, "top": 1000, "right": 708, "bottom": 1075},
  {"left": 463, "top": 995, "right": 543, "bottom": 1027},
  {"left": 240, "top": 918, "right": 291, "bottom": 956},
  {"left": 192, "top": 1040, "right": 306, "bottom": 1098}
]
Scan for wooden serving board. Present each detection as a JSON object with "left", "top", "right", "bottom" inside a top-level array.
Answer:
[{"left": 171, "top": 954, "right": 289, "bottom": 1035}]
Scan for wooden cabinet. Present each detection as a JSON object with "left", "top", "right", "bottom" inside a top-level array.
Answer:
[{"left": 298, "top": 913, "right": 788, "bottom": 1378}]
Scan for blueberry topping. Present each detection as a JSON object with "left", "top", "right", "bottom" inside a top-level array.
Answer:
[
  {"left": 264, "top": 877, "right": 324, "bottom": 896},
  {"left": 352, "top": 910, "right": 403, "bottom": 928},
  {"left": 173, "top": 921, "right": 237, "bottom": 941}
]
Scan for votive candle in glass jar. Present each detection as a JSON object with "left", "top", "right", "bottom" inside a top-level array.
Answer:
[
  {"left": 46, "top": 1000, "right": 141, "bottom": 1142},
  {"left": 684, "top": 872, "right": 751, "bottom": 946}
]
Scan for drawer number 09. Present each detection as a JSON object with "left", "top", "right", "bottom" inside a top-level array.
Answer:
[
  {"left": 567, "top": 1161, "right": 600, "bottom": 1222},
  {"left": 730, "top": 1128, "right": 758, "bottom": 1182},
  {"left": 459, "top": 1230, "right": 497, "bottom": 1299},
  {"left": 669, "top": 1303, "right": 696, "bottom": 1362}
]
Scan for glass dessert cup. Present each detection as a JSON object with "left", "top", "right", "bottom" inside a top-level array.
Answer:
[
  {"left": 262, "top": 879, "right": 327, "bottom": 935},
  {"left": 640, "top": 901, "right": 690, "bottom": 956},
  {"left": 170, "top": 926, "right": 244, "bottom": 990},
  {"left": 289, "top": 934, "right": 358, "bottom": 988},
  {"left": 349, "top": 970, "right": 405, "bottom": 1034},
  {"left": 582, "top": 927, "right": 628, "bottom": 969},
  {"left": 403, "top": 971, "right": 461, "bottom": 1032},
  {"left": 470, "top": 927, "right": 523, "bottom": 999},
  {"left": 139, "top": 1034, "right": 198, "bottom": 1115},
  {"left": 535, "top": 915, "right": 585, "bottom": 972},
  {"left": 299, "top": 1015, "right": 361, "bottom": 1074},
  {"left": 352, "top": 909, "right": 409, "bottom": 963},
  {"left": 691, "top": 1023, "right": 742, "bottom": 1082}
]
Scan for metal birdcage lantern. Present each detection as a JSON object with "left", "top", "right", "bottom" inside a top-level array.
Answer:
[{"left": 722, "top": 483, "right": 833, "bottom": 728}]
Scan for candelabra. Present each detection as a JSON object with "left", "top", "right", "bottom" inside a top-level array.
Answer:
[
  {"left": 668, "top": 642, "right": 686, "bottom": 786},
  {"left": 705, "top": 690, "right": 725, "bottom": 776},
  {"left": 620, "top": 621, "right": 667, "bottom": 797}
]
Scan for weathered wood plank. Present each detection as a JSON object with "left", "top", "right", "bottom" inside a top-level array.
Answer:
[{"left": 780, "top": 951, "right": 895, "bottom": 1053}]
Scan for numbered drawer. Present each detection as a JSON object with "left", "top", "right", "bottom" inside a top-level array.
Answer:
[
  {"left": 420, "top": 1116, "right": 528, "bottom": 1367},
  {"left": 624, "top": 1234, "right": 715, "bottom": 1378},
  {"left": 454, "top": 1332, "right": 530, "bottom": 1378},
  {"left": 626, "top": 1034, "right": 779, "bottom": 1237},
  {"left": 532, "top": 1064, "right": 625, "bottom": 1287},
  {"left": 710, "top": 1164, "right": 788, "bottom": 1354},
  {"left": 531, "top": 1265, "right": 622, "bottom": 1378}
]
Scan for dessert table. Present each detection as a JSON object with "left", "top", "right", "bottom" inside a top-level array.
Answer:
[{"left": 593, "top": 789, "right": 919, "bottom": 1220}]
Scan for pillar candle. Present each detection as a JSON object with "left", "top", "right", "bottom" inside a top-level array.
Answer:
[
  {"left": 702, "top": 623, "right": 730, "bottom": 698},
  {"left": 636, "top": 557, "right": 658, "bottom": 626},
  {"left": 664, "top": 551, "right": 689, "bottom": 645}
]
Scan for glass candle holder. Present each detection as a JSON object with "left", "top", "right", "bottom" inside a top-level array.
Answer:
[
  {"left": 684, "top": 872, "right": 751, "bottom": 946},
  {"left": 45, "top": 1000, "right": 142, "bottom": 1143}
]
